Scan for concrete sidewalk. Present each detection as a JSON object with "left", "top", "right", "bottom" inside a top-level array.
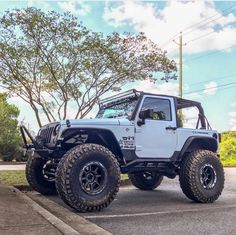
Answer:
[
  {"left": 0, "top": 165, "right": 26, "bottom": 171},
  {"left": 0, "top": 185, "right": 62, "bottom": 235}
]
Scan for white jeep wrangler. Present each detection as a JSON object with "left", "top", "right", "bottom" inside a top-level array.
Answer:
[{"left": 21, "top": 89, "right": 224, "bottom": 212}]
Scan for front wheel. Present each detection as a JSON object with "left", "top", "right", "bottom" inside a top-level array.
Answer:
[
  {"left": 55, "top": 144, "right": 120, "bottom": 212},
  {"left": 179, "top": 150, "right": 224, "bottom": 203},
  {"left": 128, "top": 171, "right": 163, "bottom": 190},
  {"left": 25, "top": 154, "right": 57, "bottom": 195}
]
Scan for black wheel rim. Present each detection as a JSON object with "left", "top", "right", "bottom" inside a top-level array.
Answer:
[
  {"left": 42, "top": 160, "right": 57, "bottom": 182},
  {"left": 79, "top": 161, "right": 108, "bottom": 195},
  {"left": 200, "top": 164, "right": 217, "bottom": 189}
]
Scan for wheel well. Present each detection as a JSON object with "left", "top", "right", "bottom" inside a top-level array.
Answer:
[
  {"left": 61, "top": 128, "right": 124, "bottom": 164},
  {"left": 179, "top": 137, "right": 218, "bottom": 160}
]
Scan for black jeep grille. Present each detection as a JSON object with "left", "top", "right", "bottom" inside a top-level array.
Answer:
[{"left": 38, "top": 126, "right": 55, "bottom": 144}]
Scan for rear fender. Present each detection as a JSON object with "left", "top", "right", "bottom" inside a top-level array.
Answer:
[{"left": 178, "top": 136, "right": 218, "bottom": 161}]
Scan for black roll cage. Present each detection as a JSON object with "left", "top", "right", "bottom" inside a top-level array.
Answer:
[
  {"left": 176, "top": 97, "right": 208, "bottom": 129},
  {"left": 100, "top": 89, "right": 208, "bottom": 130}
]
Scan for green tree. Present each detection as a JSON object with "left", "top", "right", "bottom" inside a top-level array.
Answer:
[
  {"left": 0, "top": 93, "right": 21, "bottom": 161},
  {"left": 0, "top": 8, "right": 176, "bottom": 127},
  {"left": 220, "top": 131, "right": 236, "bottom": 166}
]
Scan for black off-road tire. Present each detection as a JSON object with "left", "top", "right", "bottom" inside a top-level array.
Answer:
[
  {"left": 128, "top": 172, "right": 163, "bottom": 190},
  {"left": 55, "top": 144, "right": 120, "bottom": 212},
  {"left": 25, "top": 154, "right": 57, "bottom": 195},
  {"left": 179, "top": 150, "right": 224, "bottom": 203}
]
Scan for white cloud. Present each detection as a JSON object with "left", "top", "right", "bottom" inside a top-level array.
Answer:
[
  {"left": 133, "top": 79, "right": 178, "bottom": 96},
  {"left": 103, "top": 1, "right": 236, "bottom": 54},
  {"left": 183, "top": 83, "right": 190, "bottom": 91},
  {"left": 203, "top": 81, "right": 218, "bottom": 95},
  {"left": 182, "top": 107, "right": 199, "bottom": 129},
  {"left": 58, "top": 0, "right": 90, "bottom": 16},
  {"left": 27, "top": 0, "right": 53, "bottom": 11},
  {"left": 231, "top": 102, "right": 236, "bottom": 107},
  {"left": 231, "top": 126, "right": 236, "bottom": 131},
  {"left": 229, "top": 112, "right": 236, "bottom": 118}
]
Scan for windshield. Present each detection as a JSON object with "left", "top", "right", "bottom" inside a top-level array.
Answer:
[{"left": 96, "top": 98, "right": 138, "bottom": 119}]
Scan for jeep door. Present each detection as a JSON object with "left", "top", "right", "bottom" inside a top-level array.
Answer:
[{"left": 135, "top": 95, "right": 177, "bottom": 158}]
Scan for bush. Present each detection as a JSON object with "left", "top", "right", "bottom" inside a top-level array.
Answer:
[
  {"left": 0, "top": 149, "right": 29, "bottom": 162},
  {"left": 0, "top": 93, "right": 22, "bottom": 161},
  {"left": 220, "top": 131, "right": 236, "bottom": 166},
  {"left": 14, "top": 150, "right": 28, "bottom": 162},
  {"left": 1, "top": 153, "right": 15, "bottom": 162}
]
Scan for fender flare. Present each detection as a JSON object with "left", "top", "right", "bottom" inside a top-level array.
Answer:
[
  {"left": 177, "top": 136, "right": 218, "bottom": 161},
  {"left": 60, "top": 127, "right": 124, "bottom": 163}
]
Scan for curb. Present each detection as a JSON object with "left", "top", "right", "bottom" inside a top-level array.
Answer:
[
  {"left": 26, "top": 192, "right": 112, "bottom": 235},
  {"left": 14, "top": 186, "right": 112, "bottom": 235},
  {"left": 13, "top": 186, "right": 80, "bottom": 235}
]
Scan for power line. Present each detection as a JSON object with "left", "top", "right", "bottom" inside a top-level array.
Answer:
[
  {"left": 185, "top": 30, "right": 215, "bottom": 44},
  {"left": 182, "top": 4, "right": 236, "bottom": 32},
  {"left": 163, "top": 4, "right": 236, "bottom": 98},
  {"left": 184, "top": 81, "right": 236, "bottom": 95},
  {"left": 183, "top": 5, "right": 236, "bottom": 36},
  {"left": 162, "top": 4, "right": 236, "bottom": 49},
  {"left": 214, "top": 84, "right": 236, "bottom": 92},
  {"left": 185, "top": 43, "right": 236, "bottom": 63},
  {"left": 187, "top": 73, "right": 236, "bottom": 87},
  {"left": 184, "top": 7, "right": 236, "bottom": 46},
  {"left": 185, "top": 84, "right": 236, "bottom": 97}
]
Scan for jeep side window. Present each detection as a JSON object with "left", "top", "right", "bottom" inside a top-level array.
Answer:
[{"left": 141, "top": 97, "right": 172, "bottom": 121}]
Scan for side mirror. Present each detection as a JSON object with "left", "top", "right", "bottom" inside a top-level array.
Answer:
[{"left": 137, "top": 109, "right": 153, "bottom": 126}]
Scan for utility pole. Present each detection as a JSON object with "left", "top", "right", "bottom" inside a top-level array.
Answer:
[
  {"left": 179, "top": 32, "right": 183, "bottom": 98},
  {"left": 173, "top": 32, "right": 186, "bottom": 98}
]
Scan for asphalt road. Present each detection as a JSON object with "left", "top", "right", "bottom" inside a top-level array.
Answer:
[{"left": 28, "top": 168, "right": 236, "bottom": 235}]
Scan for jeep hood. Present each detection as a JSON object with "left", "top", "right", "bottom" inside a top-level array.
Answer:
[{"left": 59, "top": 118, "right": 131, "bottom": 127}]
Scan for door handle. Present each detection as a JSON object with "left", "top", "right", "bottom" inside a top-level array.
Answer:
[{"left": 166, "top": 126, "right": 177, "bottom": 131}]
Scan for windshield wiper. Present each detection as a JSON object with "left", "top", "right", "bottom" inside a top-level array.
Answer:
[{"left": 106, "top": 115, "right": 116, "bottom": 118}]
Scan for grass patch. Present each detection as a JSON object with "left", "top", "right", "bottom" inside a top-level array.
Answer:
[
  {"left": 121, "top": 174, "right": 128, "bottom": 180},
  {"left": 0, "top": 170, "right": 27, "bottom": 186},
  {"left": 0, "top": 170, "right": 128, "bottom": 186},
  {"left": 221, "top": 158, "right": 236, "bottom": 167}
]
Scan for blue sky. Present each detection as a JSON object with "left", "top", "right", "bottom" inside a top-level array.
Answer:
[{"left": 1, "top": 1, "right": 236, "bottom": 132}]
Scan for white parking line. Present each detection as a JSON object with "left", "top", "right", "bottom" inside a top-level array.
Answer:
[{"left": 84, "top": 204, "right": 236, "bottom": 219}]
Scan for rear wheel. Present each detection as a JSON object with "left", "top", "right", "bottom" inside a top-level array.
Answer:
[
  {"left": 25, "top": 154, "right": 57, "bottom": 195},
  {"left": 179, "top": 150, "right": 224, "bottom": 203},
  {"left": 128, "top": 171, "right": 163, "bottom": 190},
  {"left": 55, "top": 144, "right": 120, "bottom": 212}
]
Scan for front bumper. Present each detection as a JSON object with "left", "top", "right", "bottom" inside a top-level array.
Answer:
[
  {"left": 20, "top": 125, "right": 38, "bottom": 150},
  {"left": 20, "top": 125, "right": 52, "bottom": 158}
]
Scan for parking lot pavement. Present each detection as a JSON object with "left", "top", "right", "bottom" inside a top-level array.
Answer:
[{"left": 27, "top": 168, "right": 236, "bottom": 235}]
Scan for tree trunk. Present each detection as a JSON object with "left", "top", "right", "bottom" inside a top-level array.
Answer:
[{"left": 30, "top": 103, "right": 42, "bottom": 128}]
